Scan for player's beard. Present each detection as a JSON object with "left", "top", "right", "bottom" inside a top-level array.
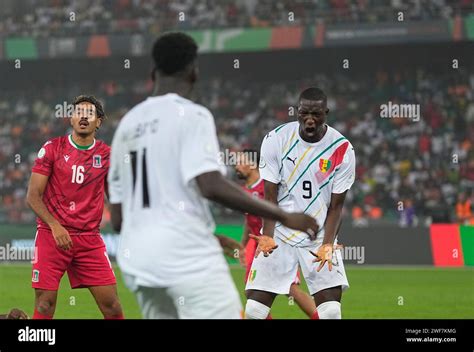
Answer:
[
  {"left": 236, "top": 171, "right": 246, "bottom": 180},
  {"left": 75, "top": 128, "right": 95, "bottom": 138}
]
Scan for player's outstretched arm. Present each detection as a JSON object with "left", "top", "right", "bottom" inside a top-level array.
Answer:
[
  {"left": 26, "top": 173, "right": 73, "bottom": 250},
  {"left": 216, "top": 234, "right": 246, "bottom": 266},
  {"left": 196, "top": 171, "right": 319, "bottom": 236},
  {"left": 261, "top": 180, "right": 279, "bottom": 238}
]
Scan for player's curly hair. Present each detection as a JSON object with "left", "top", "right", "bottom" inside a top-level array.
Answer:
[
  {"left": 73, "top": 95, "right": 106, "bottom": 121},
  {"left": 152, "top": 32, "right": 198, "bottom": 77}
]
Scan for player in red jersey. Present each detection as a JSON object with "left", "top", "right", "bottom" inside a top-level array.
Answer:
[
  {"left": 26, "top": 95, "right": 124, "bottom": 319},
  {"left": 235, "top": 149, "right": 318, "bottom": 319}
]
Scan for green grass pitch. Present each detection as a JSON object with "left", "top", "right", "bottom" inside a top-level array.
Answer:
[{"left": 0, "top": 264, "right": 472, "bottom": 319}]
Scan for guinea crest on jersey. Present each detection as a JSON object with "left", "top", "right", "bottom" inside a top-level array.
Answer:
[{"left": 259, "top": 121, "right": 356, "bottom": 247}]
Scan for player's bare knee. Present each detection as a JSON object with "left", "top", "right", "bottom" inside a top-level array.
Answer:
[
  {"left": 36, "top": 299, "right": 55, "bottom": 315},
  {"left": 100, "top": 298, "right": 122, "bottom": 315},
  {"left": 316, "top": 301, "right": 341, "bottom": 319}
]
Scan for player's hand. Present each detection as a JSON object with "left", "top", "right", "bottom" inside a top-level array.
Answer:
[
  {"left": 51, "top": 223, "right": 73, "bottom": 250},
  {"left": 7, "top": 308, "right": 29, "bottom": 319},
  {"left": 249, "top": 234, "right": 278, "bottom": 258},
  {"left": 309, "top": 243, "right": 343, "bottom": 272},
  {"left": 281, "top": 212, "right": 319, "bottom": 240}
]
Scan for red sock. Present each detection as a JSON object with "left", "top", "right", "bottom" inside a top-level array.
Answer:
[
  {"left": 104, "top": 314, "right": 124, "bottom": 320},
  {"left": 310, "top": 310, "right": 319, "bottom": 320},
  {"left": 266, "top": 313, "right": 273, "bottom": 320},
  {"left": 33, "top": 309, "right": 53, "bottom": 320}
]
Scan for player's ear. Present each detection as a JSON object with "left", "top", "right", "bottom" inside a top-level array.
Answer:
[
  {"left": 189, "top": 63, "right": 198, "bottom": 84},
  {"left": 96, "top": 117, "right": 102, "bottom": 130}
]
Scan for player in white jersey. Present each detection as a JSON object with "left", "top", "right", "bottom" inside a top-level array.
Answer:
[
  {"left": 107, "top": 33, "right": 319, "bottom": 319},
  {"left": 245, "top": 87, "right": 356, "bottom": 319}
]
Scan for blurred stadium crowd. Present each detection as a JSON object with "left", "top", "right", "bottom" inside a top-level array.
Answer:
[
  {"left": 1, "top": 65, "right": 473, "bottom": 226},
  {"left": 1, "top": 0, "right": 473, "bottom": 37}
]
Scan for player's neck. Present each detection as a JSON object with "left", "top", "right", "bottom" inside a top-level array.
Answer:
[
  {"left": 71, "top": 132, "right": 95, "bottom": 148},
  {"left": 245, "top": 172, "right": 260, "bottom": 188},
  {"left": 152, "top": 79, "right": 193, "bottom": 99}
]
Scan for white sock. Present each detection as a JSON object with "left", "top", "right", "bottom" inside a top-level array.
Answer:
[
  {"left": 317, "top": 301, "right": 341, "bottom": 319},
  {"left": 244, "top": 299, "right": 271, "bottom": 319}
]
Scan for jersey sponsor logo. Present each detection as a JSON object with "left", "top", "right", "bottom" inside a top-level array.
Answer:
[
  {"left": 32, "top": 269, "right": 40, "bottom": 283},
  {"left": 286, "top": 156, "right": 297, "bottom": 165},
  {"left": 37, "top": 148, "right": 46, "bottom": 159},
  {"left": 93, "top": 155, "right": 102, "bottom": 168},
  {"left": 64, "top": 155, "right": 70, "bottom": 162},
  {"left": 259, "top": 157, "right": 266, "bottom": 169},
  {"left": 319, "top": 158, "right": 331, "bottom": 173}
]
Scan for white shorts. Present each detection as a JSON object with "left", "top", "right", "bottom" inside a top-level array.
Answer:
[
  {"left": 128, "top": 267, "right": 242, "bottom": 319},
  {"left": 245, "top": 236, "right": 349, "bottom": 296}
]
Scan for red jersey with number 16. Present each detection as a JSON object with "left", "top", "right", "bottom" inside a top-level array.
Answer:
[{"left": 31, "top": 135, "right": 110, "bottom": 235}]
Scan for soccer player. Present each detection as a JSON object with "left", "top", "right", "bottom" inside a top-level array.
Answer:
[
  {"left": 235, "top": 149, "right": 318, "bottom": 319},
  {"left": 26, "top": 95, "right": 123, "bottom": 320},
  {"left": 245, "top": 87, "right": 356, "bottom": 319},
  {"left": 108, "top": 32, "right": 318, "bottom": 319}
]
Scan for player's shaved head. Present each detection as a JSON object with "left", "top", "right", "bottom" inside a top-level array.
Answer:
[
  {"left": 152, "top": 32, "right": 198, "bottom": 79},
  {"left": 299, "top": 87, "right": 327, "bottom": 104}
]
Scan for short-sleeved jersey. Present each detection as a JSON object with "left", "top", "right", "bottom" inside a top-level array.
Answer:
[
  {"left": 243, "top": 178, "right": 264, "bottom": 237},
  {"left": 259, "top": 122, "right": 356, "bottom": 247},
  {"left": 108, "top": 93, "right": 227, "bottom": 287},
  {"left": 31, "top": 135, "right": 110, "bottom": 235}
]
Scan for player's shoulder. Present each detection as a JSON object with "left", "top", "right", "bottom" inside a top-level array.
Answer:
[
  {"left": 42, "top": 135, "right": 65, "bottom": 147},
  {"left": 326, "top": 125, "right": 355, "bottom": 153},
  {"left": 326, "top": 125, "right": 351, "bottom": 143},
  {"left": 39, "top": 135, "right": 67, "bottom": 151},
  {"left": 123, "top": 94, "right": 213, "bottom": 124},
  {"left": 35, "top": 136, "right": 65, "bottom": 159},
  {"left": 262, "top": 121, "right": 298, "bottom": 146},
  {"left": 95, "top": 139, "right": 111, "bottom": 153},
  {"left": 173, "top": 96, "right": 214, "bottom": 121}
]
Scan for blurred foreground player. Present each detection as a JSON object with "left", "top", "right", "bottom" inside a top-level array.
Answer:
[
  {"left": 235, "top": 149, "right": 318, "bottom": 319},
  {"left": 245, "top": 88, "right": 355, "bottom": 319},
  {"left": 26, "top": 95, "right": 123, "bottom": 319},
  {"left": 108, "top": 32, "right": 318, "bottom": 319}
]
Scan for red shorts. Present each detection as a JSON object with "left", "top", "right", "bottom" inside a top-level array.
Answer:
[
  {"left": 32, "top": 228, "right": 116, "bottom": 290},
  {"left": 244, "top": 237, "right": 300, "bottom": 285}
]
